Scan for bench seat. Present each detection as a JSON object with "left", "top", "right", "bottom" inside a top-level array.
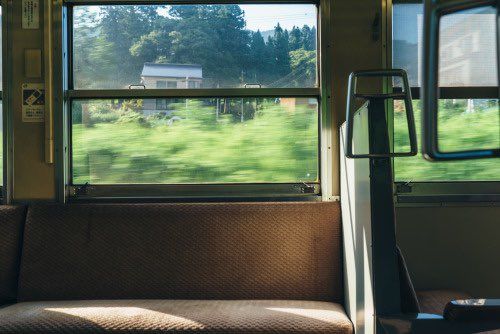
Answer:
[
  {"left": 0, "top": 300, "right": 353, "bottom": 334},
  {"left": 417, "top": 290, "right": 472, "bottom": 316},
  {"left": 0, "top": 202, "right": 352, "bottom": 333}
]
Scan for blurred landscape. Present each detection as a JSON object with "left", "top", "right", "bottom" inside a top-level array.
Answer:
[
  {"left": 72, "top": 98, "right": 319, "bottom": 184},
  {"left": 394, "top": 100, "right": 499, "bottom": 182}
]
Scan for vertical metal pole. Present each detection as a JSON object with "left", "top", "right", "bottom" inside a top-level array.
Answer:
[
  {"left": 44, "top": 0, "right": 54, "bottom": 164},
  {"left": 368, "top": 99, "right": 402, "bottom": 319},
  {"left": 2, "top": 0, "right": 14, "bottom": 203},
  {"left": 54, "top": 0, "right": 68, "bottom": 202}
]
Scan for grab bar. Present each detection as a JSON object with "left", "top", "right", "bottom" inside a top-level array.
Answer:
[{"left": 345, "top": 69, "right": 418, "bottom": 159}]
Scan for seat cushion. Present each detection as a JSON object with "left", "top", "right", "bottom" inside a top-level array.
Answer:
[
  {"left": 19, "top": 202, "right": 343, "bottom": 302},
  {"left": 417, "top": 290, "right": 472, "bottom": 315},
  {"left": 0, "top": 300, "right": 353, "bottom": 334}
]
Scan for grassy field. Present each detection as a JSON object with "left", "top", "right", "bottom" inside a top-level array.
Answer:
[
  {"left": 71, "top": 98, "right": 498, "bottom": 184},
  {"left": 72, "top": 99, "right": 319, "bottom": 184},
  {"left": 394, "top": 100, "right": 499, "bottom": 182}
]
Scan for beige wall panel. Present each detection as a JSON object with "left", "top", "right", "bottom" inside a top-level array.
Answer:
[
  {"left": 11, "top": 0, "right": 55, "bottom": 200},
  {"left": 397, "top": 205, "right": 500, "bottom": 297},
  {"left": 331, "top": 0, "right": 385, "bottom": 195}
]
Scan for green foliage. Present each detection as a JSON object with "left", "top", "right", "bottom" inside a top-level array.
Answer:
[
  {"left": 290, "top": 49, "right": 317, "bottom": 87},
  {"left": 300, "top": 25, "right": 317, "bottom": 51},
  {"left": 289, "top": 26, "right": 303, "bottom": 51},
  {"left": 394, "top": 100, "right": 499, "bottom": 181},
  {"left": 72, "top": 100, "right": 319, "bottom": 184},
  {"left": 73, "top": 5, "right": 318, "bottom": 88}
]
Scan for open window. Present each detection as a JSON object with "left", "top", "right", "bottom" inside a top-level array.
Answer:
[
  {"left": 391, "top": 0, "right": 499, "bottom": 203},
  {"left": 62, "top": 1, "right": 328, "bottom": 200}
]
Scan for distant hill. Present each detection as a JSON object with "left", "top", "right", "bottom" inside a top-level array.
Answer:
[
  {"left": 246, "top": 29, "right": 274, "bottom": 43},
  {"left": 260, "top": 30, "right": 274, "bottom": 42}
]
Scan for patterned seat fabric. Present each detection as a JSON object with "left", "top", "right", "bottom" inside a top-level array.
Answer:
[
  {"left": 0, "top": 202, "right": 352, "bottom": 333},
  {"left": 0, "top": 300, "right": 353, "bottom": 334},
  {"left": 0, "top": 206, "right": 28, "bottom": 305},
  {"left": 417, "top": 290, "right": 472, "bottom": 315},
  {"left": 18, "top": 202, "right": 343, "bottom": 302}
]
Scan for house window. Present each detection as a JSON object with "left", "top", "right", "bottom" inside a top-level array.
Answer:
[
  {"left": 392, "top": 2, "right": 499, "bottom": 184},
  {"left": 156, "top": 99, "right": 167, "bottom": 110},
  {"left": 67, "top": 2, "right": 323, "bottom": 199},
  {"left": 156, "top": 81, "right": 167, "bottom": 89}
]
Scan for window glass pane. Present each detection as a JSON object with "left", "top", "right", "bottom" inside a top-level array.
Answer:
[
  {"left": 73, "top": 4, "right": 318, "bottom": 89},
  {"left": 392, "top": 4, "right": 498, "bottom": 87},
  {"left": 394, "top": 100, "right": 500, "bottom": 181},
  {"left": 438, "top": 99, "right": 499, "bottom": 152},
  {"left": 439, "top": 6, "right": 498, "bottom": 87},
  {"left": 72, "top": 97, "right": 319, "bottom": 184},
  {"left": 392, "top": 3, "right": 422, "bottom": 86}
]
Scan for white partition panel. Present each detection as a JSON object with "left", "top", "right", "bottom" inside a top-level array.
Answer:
[{"left": 340, "top": 107, "right": 375, "bottom": 334}]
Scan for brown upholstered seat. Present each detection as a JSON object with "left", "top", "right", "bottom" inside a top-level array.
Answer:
[
  {"left": 0, "top": 206, "right": 28, "bottom": 305},
  {"left": 417, "top": 290, "right": 472, "bottom": 316},
  {"left": 0, "top": 202, "right": 352, "bottom": 333},
  {"left": 0, "top": 300, "right": 353, "bottom": 334},
  {"left": 396, "top": 247, "right": 472, "bottom": 317},
  {"left": 18, "top": 202, "right": 343, "bottom": 302}
]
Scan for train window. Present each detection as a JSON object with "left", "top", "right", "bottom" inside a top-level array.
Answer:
[
  {"left": 66, "top": 3, "right": 323, "bottom": 198},
  {"left": 392, "top": 2, "right": 499, "bottom": 183}
]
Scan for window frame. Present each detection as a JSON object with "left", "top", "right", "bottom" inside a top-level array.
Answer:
[
  {"left": 389, "top": 0, "right": 500, "bottom": 205},
  {"left": 1, "top": 0, "right": 11, "bottom": 203},
  {"left": 56, "top": 0, "right": 333, "bottom": 202}
]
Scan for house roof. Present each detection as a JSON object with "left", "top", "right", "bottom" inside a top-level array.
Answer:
[{"left": 141, "top": 63, "right": 203, "bottom": 79}]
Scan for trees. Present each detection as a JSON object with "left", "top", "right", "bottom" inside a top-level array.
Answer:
[
  {"left": 248, "top": 31, "right": 271, "bottom": 84},
  {"left": 301, "top": 25, "right": 317, "bottom": 51},
  {"left": 99, "top": 6, "right": 160, "bottom": 86},
  {"left": 74, "top": 5, "right": 318, "bottom": 88},
  {"left": 271, "top": 24, "right": 292, "bottom": 77},
  {"left": 289, "top": 26, "right": 303, "bottom": 51},
  {"left": 290, "top": 49, "right": 317, "bottom": 87}
]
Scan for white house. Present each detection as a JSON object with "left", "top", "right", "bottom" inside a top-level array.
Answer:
[{"left": 141, "top": 63, "right": 203, "bottom": 113}]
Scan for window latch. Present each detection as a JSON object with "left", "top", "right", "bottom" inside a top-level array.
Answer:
[
  {"left": 74, "top": 182, "right": 92, "bottom": 196},
  {"left": 396, "top": 181, "right": 413, "bottom": 194},
  {"left": 298, "top": 182, "right": 316, "bottom": 194}
]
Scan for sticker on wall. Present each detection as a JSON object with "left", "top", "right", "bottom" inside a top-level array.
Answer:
[
  {"left": 22, "top": 0, "right": 40, "bottom": 29},
  {"left": 22, "top": 83, "right": 45, "bottom": 122}
]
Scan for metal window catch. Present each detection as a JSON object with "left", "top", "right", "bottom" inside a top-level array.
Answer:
[
  {"left": 128, "top": 84, "right": 146, "bottom": 89},
  {"left": 344, "top": 69, "right": 418, "bottom": 159}
]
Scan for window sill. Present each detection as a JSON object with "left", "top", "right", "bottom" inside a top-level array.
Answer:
[{"left": 67, "top": 183, "right": 322, "bottom": 203}]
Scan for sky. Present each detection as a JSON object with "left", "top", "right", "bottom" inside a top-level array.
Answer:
[
  {"left": 392, "top": 3, "right": 496, "bottom": 44},
  {"left": 240, "top": 5, "right": 317, "bottom": 31},
  {"left": 78, "top": 4, "right": 317, "bottom": 32}
]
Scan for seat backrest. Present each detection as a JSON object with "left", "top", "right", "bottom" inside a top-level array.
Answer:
[
  {"left": 18, "top": 202, "right": 343, "bottom": 302},
  {"left": 0, "top": 206, "right": 28, "bottom": 305}
]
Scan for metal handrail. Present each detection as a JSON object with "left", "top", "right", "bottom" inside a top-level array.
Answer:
[{"left": 344, "top": 69, "right": 418, "bottom": 159}]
